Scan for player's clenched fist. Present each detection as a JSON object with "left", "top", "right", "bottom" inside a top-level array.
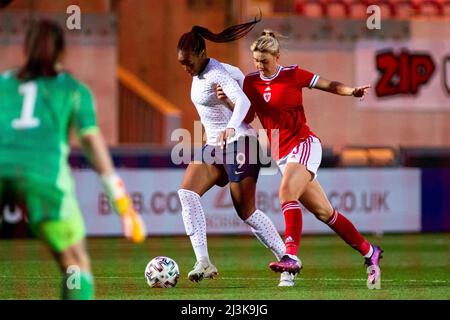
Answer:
[
  {"left": 215, "top": 84, "right": 226, "bottom": 100},
  {"left": 102, "top": 173, "right": 147, "bottom": 243},
  {"left": 215, "top": 84, "right": 234, "bottom": 110}
]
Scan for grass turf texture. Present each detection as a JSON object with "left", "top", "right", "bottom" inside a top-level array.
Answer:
[{"left": 0, "top": 233, "right": 449, "bottom": 300}]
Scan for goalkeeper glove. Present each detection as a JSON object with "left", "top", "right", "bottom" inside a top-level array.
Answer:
[{"left": 101, "top": 173, "right": 146, "bottom": 243}]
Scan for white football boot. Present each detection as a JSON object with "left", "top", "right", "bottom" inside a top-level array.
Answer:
[
  {"left": 187, "top": 259, "right": 219, "bottom": 282},
  {"left": 278, "top": 271, "right": 297, "bottom": 287}
]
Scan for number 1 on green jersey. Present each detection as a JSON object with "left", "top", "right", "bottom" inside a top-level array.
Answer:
[{"left": 12, "top": 81, "right": 40, "bottom": 130}]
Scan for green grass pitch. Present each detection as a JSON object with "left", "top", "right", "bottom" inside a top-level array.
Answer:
[{"left": 0, "top": 233, "right": 449, "bottom": 300}]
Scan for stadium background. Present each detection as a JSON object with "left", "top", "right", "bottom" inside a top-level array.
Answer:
[
  {"left": 1, "top": 0, "right": 449, "bottom": 237},
  {"left": 0, "top": 0, "right": 449, "bottom": 300}
]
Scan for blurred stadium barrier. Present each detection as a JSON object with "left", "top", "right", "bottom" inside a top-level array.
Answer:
[
  {"left": 2, "top": 146, "right": 445, "bottom": 238},
  {"left": 400, "top": 147, "right": 450, "bottom": 167},
  {"left": 1, "top": 1, "right": 449, "bottom": 238},
  {"left": 66, "top": 146, "right": 450, "bottom": 169},
  {"left": 117, "top": 66, "right": 181, "bottom": 144},
  {"left": 340, "top": 146, "right": 397, "bottom": 167}
]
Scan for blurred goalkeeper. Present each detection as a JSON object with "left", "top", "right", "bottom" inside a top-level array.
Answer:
[{"left": 0, "top": 19, "right": 146, "bottom": 300}]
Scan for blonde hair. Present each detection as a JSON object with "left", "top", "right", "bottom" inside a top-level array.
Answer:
[{"left": 250, "top": 29, "right": 281, "bottom": 55}]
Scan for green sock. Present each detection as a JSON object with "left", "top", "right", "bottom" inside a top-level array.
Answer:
[{"left": 62, "top": 271, "right": 95, "bottom": 300}]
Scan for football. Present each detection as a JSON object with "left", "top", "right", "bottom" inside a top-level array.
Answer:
[{"left": 144, "top": 256, "right": 180, "bottom": 288}]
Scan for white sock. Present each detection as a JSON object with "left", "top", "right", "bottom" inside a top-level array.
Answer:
[
  {"left": 178, "top": 189, "right": 210, "bottom": 263},
  {"left": 364, "top": 245, "right": 374, "bottom": 258},
  {"left": 245, "top": 209, "right": 286, "bottom": 261},
  {"left": 286, "top": 254, "right": 299, "bottom": 261}
]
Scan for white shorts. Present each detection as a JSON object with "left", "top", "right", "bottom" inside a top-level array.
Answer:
[{"left": 276, "top": 136, "right": 322, "bottom": 179}]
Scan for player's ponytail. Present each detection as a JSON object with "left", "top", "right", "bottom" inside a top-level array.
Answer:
[
  {"left": 177, "top": 14, "right": 261, "bottom": 55},
  {"left": 17, "top": 19, "right": 65, "bottom": 81},
  {"left": 251, "top": 29, "right": 282, "bottom": 55}
]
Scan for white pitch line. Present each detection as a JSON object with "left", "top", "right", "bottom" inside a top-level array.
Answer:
[
  {"left": 221, "top": 277, "right": 450, "bottom": 284},
  {"left": 0, "top": 275, "right": 449, "bottom": 284}
]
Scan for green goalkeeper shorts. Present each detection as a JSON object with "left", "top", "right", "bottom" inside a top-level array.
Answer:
[{"left": 0, "top": 178, "right": 86, "bottom": 253}]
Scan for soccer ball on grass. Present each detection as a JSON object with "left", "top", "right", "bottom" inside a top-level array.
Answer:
[{"left": 144, "top": 256, "right": 180, "bottom": 288}]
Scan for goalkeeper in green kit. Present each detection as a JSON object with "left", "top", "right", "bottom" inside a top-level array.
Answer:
[{"left": 0, "top": 19, "right": 146, "bottom": 299}]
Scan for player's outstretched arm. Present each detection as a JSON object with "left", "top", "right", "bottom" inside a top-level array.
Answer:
[
  {"left": 314, "top": 77, "right": 371, "bottom": 101},
  {"left": 80, "top": 132, "right": 147, "bottom": 243}
]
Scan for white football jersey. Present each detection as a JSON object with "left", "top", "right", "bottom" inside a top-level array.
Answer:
[{"left": 191, "top": 58, "right": 255, "bottom": 146}]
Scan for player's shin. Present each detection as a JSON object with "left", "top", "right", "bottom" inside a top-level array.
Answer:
[
  {"left": 178, "top": 189, "right": 210, "bottom": 263},
  {"left": 326, "top": 209, "right": 372, "bottom": 256},
  {"left": 282, "top": 201, "right": 303, "bottom": 257},
  {"left": 245, "top": 209, "right": 285, "bottom": 260}
]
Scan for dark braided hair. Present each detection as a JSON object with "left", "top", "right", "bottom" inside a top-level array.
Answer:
[{"left": 177, "top": 14, "right": 261, "bottom": 55}]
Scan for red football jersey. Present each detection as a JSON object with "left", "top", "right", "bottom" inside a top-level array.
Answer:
[{"left": 243, "top": 65, "right": 320, "bottom": 160}]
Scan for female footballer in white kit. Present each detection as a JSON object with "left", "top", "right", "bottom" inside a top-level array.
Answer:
[{"left": 176, "top": 18, "right": 296, "bottom": 287}]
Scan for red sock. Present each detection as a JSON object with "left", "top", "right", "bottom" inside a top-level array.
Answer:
[
  {"left": 327, "top": 209, "right": 371, "bottom": 256},
  {"left": 282, "top": 201, "right": 302, "bottom": 256}
]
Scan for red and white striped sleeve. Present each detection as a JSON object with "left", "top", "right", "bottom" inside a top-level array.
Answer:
[{"left": 295, "top": 67, "right": 320, "bottom": 89}]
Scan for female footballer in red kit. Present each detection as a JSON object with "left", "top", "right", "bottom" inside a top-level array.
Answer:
[{"left": 218, "top": 30, "right": 383, "bottom": 287}]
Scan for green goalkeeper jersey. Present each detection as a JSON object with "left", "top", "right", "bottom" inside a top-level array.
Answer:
[{"left": 0, "top": 70, "right": 98, "bottom": 187}]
